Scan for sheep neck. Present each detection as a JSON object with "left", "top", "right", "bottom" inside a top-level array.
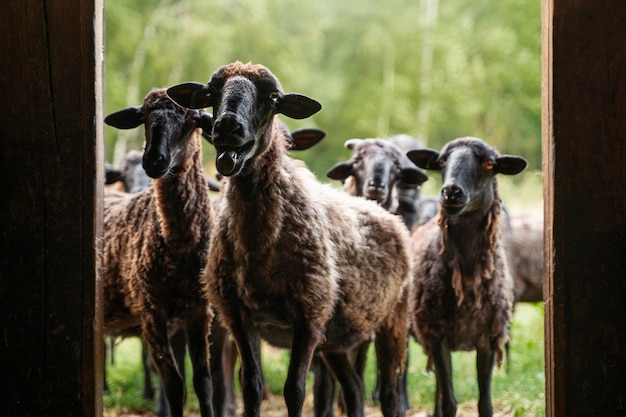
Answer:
[
  {"left": 225, "top": 127, "right": 294, "bottom": 255},
  {"left": 153, "top": 129, "right": 212, "bottom": 248},
  {"left": 438, "top": 180, "right": 502, "bottom": 307}
]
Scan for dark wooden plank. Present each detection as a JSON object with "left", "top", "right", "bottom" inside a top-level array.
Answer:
[
  {"left": 546, "top": 1, "right": 626, "bottom": 415},
  {"left": 0, "top": 1, "right": 103, "bottom": 416}
]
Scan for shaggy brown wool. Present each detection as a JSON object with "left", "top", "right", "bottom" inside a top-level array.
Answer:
[
  {"left": 409, "top": 179, "right": 513, "bottom": 370},
  {"left": 186, "top": 61, "right": 412, "bottom": 417},
  {"left": 102, "top": 89, "right": 214, "bottom": 417}
]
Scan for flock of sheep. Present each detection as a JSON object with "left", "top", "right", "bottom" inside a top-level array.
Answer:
[{"left": 102, "top": 61, "right": 543, "bottom": 417}]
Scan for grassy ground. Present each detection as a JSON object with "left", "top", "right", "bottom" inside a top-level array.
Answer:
[{"left": 103, "top": 303, "right": 545, "bottom": 417}]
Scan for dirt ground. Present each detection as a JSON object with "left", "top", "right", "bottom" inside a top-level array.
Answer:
[{"left": 103, "top": 391, "right": 517, "bottom": 417}]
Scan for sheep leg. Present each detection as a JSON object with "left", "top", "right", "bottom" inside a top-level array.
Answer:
[
  {"left": 399, "top": 353, "right": 411, "bottom": 414},
  {"left": 143, "top": 322, "right": 186, "bottom": 417},
  {"left": 154, "top": 326, "right": 188, "bottom": 417},
  {"left": 370, "top": 341, "right": 411, "bottom": 415},
  {"left": 141, "top": 340, "right": 155, "bottom": 399},
  {"left": 374, "top": 331, "right": 402, "bottom": 417},
  {"left": 431, "top": 341, "right": 456, "bottom": 417},
  {"left": 476, "top": 347, "right": 495, "bottom": 417},
  {"left": 374, "top": 293, "right": 409, "bottom": 417},
  {"left": 322, "top": 351, "right": 365, "bottom": 417},
  {"left": 352, "top": 340, "right": 370, "bottom": 408},
  {"left": 186, "top": 310, "right": 214, "bottom": 417},
  {"left": 311, "top": 355, "right": 336, "bottom": 417},
  {"left": 284, "top": 321, "right": 322, "bottom": 417},
  {"left": 221, "top": 336, "right": 238, "bottom": 417},
  {"left": 228, "top": 319, "right": 264, "bottom": 417},
  {"left": 209, "top": 320, "right": 228, "bottom": 417}
]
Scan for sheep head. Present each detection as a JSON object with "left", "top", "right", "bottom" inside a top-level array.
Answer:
[
  {"left": 104, "top": 89, "right": 212, "bottom": 179},
  {"left": 167, "top": 62, "right": 322, "bottom": 177},
  {"left": 407, "top": 137, "right": 527, "bottom": 216},
  {"left": 327, "top": 138, "right": 428, "bottom": 210}
]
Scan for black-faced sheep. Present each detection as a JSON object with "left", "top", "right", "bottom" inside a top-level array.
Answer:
[
  {"left": 325, "top": 137, "right": 428, "bottom": 416},
  {"left": 327, "top": 136, "right": 437, "bottom": 231},
  {"left": 217, "top": 124, "right": 327, "bottom": 417},
  {"left": 103, "top": 88, "right": 217, "bottom": 417},
  {"left": 103, "top": 151, "right": 166, "bottom": 404},
  {"left": 406, "top": 137, "right": 527, "bottom": 417},
  {"left": 167, "top": 61, "right": 412, "bottom": 417}
]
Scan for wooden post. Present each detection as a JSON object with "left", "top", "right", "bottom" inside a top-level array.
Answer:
[
  {"left": 543, "top": 0, "right": 626, "bottom": 415},
  {"left": 0, "top": 1, "right": 104, "bottom": 416}
]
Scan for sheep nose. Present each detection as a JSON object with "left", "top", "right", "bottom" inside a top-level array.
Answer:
[
  {"left": 142, "top": 153, "right": 169, "bottom": 178},
  {"left": 441, "top": 184, "right": 465, "bottom": 204},
  {"left": 368, "top": 179, "right": 386, "bottom": 189},
  {"left": 213, "top": 114, "right": 244, "bottom": 143}
]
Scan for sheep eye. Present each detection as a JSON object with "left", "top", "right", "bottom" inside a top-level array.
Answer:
[
  {"left": 483, "top": 160, "right": 495, "bottom": 170},
  {"left": 269, "top": 92, "right": 279, "bottom": 100}
]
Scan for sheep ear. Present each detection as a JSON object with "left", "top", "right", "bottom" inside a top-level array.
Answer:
[
  {"left": 495, "top": 155, "right": 528, "bottom": 175},
  {"left": 344, "top": 138, "right": 362, "bottom": 150},
  {"left": 406, "top": 148, "right": 441, "bottom": 171},
  {"left": 276, "top": 93, "right": 322, "bottom": 119},
  {"left": 400, "top": 166, "right": 428, "bottom": 185},
  {"left": 167, "top": 82, "right": 212, "bottom": 109},
  {"left": 290, "top": 128, "right": 326, "bottom": 150},
  {"left": 104, "top": 106, "right": 144, "bottom": 129},
  {"left": 326, "top": 162, "right": 354, "bottom": 181}
]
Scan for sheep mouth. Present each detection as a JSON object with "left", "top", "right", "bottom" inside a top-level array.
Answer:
[
  {"left": 215, "top": 142, "right": 254, "bottom": 176},
  {"left": 441, "top": 201, "right": 467, "bottom": 216},
  {"left": 364, "top": 186, "right": 388, "bottom": 203}
]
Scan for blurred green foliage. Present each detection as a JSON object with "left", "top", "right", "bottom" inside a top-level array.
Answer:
[{"left": 104, "top": 0, "right": 541, "bottom": 179}]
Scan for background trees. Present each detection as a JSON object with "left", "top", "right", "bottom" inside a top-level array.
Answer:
[{"left": 104, "top": 0, "right": 541, "bottom": 178}]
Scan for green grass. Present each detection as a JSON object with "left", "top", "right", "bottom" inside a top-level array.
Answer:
[{"left": 104, "top": 303, "right": 545, "bottom": 416}]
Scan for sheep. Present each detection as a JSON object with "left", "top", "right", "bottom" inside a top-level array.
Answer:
[
  {"left": 325, "top": 137, "right": 428, "bottom": 416},
  {"left": 388, "top": 135, "right": 439, "bottom": 229},
  {"left": 106, "top": 149, "right": 152, "bottom": 193},
  {"left": 102, "top": 88, "right": 217, "bottom": 417},
  {"left": 502, "top": 212, "right": 544, "bottom": 304},
  {"left": 217, "top": 124, "right": 327, "bottom": 417},
  {"left": 405, "top": 137, "right": 527, "bottom": 417},
  {"left": 103, "top": 151, "right": 164, "bottom": 402},
  {"left": 166, "top": 61, "right": 412, "bottom": 417}
]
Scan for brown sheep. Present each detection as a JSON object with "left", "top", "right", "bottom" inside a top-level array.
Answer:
[
  {"left": 103, "top": 89, "right": 216, "bottom": 417},
  {"left": 503, "top": 212, "right": 544, "bottom": 304},
  {"left": 406, "top": 137, "right": 527, "bottom": 417},
  {"left": 325, "top": 137, "right": 428, "bottom": 416},
  {"left": 167, "top": 61, "right": 412, "bottom": 417}
]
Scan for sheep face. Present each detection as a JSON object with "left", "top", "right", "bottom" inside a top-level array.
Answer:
[
  {"left": 407, "top": 137, "right": 527, "bottom": 216},
  {"left": 327, "top": 138, "right": 427, "bottom": 209},
  {"left": 167, "top": 62, "right": 322, "bottom": 176},
  {"left": 104, "top": 89, "right": 207, "bottom": 179}
]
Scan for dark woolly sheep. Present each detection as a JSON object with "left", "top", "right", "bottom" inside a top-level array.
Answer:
[
  {"left": 389, "top": 135, "right": 439, "bottom": 229},
  {"left": 103, "top": 151, "right": 165, "bottom": 403},
  {"left": 167, "top": 61, "right": 412, "bottom": 417},
  {"left": 406, "top": 137, "right": 527, "bottom": 417},
  {"left": 325, "top": 137, "right": 428, "bottom": 416},
  {"left": 106, "top": 149, "right": 152, "bottom": 193},
  {"left": 217, "top": 124, "right": 327, "bottom": 417},
  {"left": 503, "top": 212, "right": 544, "bottom": 304},
  {"left": 103, "top": 88, "right": 217, "bottom": 417}
]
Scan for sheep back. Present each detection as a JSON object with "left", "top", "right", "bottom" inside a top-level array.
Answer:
[{"left": 205, "top": 152, "right": 411, "bottom": 353}]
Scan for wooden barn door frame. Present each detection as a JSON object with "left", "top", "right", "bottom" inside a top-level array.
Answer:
[
  {"left": 0, "top": 1, "right": 104, "bottom": 416},
  {"left": 543, "top": 1, "right": 626, "bottom": 416}
]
